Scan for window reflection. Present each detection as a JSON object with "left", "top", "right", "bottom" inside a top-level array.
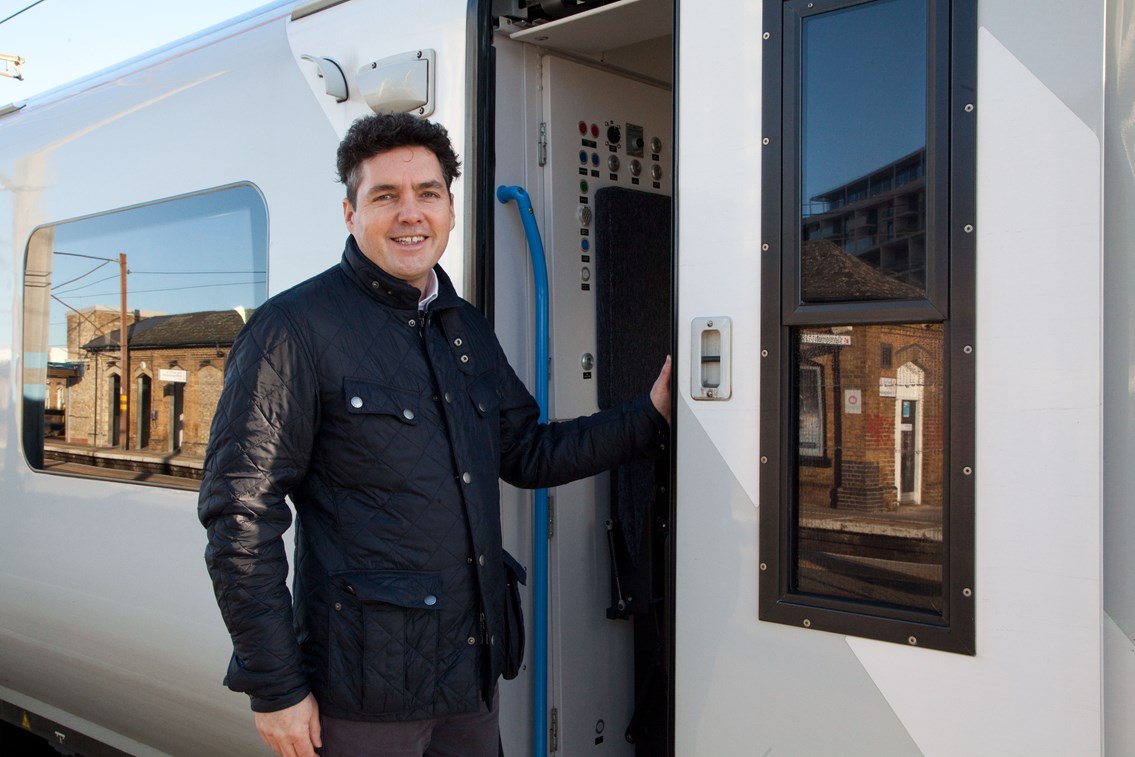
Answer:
[
  {"left": 23, "top": 185, "right": 267, "bottom": 487},
  {"left": 800, "top": 0, "right": 928, "bottom": 301},
  {"left": 793, "top": 323, "right": 944, "bottom": 611}
]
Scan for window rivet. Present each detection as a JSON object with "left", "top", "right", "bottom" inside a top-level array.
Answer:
[
  {"left": 761, "top": 349, "right": 769, "bottom": 358},
  {"left": 908, "top": 636, "right": 918, "bottom": 646},
  {"left": 763, "top": 32, "right": 771, "bottom": 40},
  {"left": 965, "top": 103, "right": 974, "bottom": 112},
  {"left": 963, "top": 587, "right": 973, "bottom": 598},
  {"left": 760, "top": 456, "right": 768, "bottom": 464},
  {"left": 762, "top": 137, "right": 770, "bottom": 145},
  {"left": 802, "top": 618, "right": 812, "bottom": 628},
  {"left": 963, "top": 345, "right": 973, "bottom": 354},
  {"left": 759, "top": 562, "right": 767, "bottom": 571},
  {"left": 963, "top": 466, "right": 973, "bottom": 476},
  {"left": 964, "top": 223, "right": 974, "bottom": 233},
  {"left": 762, "top": 243, "right": 770, "bottom": 251}
]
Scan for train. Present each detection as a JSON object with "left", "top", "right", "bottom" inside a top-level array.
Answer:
[{"left": 1, "top": 0, "right": 1132, "bottom": 754}]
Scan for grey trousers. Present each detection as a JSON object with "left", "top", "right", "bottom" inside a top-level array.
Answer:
[{"left": 319, "top": 692, "right": 500, "bottom": 757}]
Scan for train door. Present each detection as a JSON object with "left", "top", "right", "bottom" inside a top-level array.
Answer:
[
  {"left": 490, "top": 2, "right": 675, "bottom": 754},
  {"left": 136, "top": 374, "right": 151, "bottom": 449},
  {"left": 108, "top": 373, "right": 121, "bottom": 447}
]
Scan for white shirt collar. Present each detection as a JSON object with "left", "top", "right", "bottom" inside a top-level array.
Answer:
[{"left": 418, "top": 269, "right": 439, "bottom": 311}]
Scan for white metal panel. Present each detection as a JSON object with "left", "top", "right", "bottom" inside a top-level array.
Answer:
[{"left": 1103, "top": 0, "right": 1135, "bottom": 752}]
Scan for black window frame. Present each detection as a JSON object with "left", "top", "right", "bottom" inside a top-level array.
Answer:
[{"left": 759, "top": 0, "right": 976, "bottom": 654}]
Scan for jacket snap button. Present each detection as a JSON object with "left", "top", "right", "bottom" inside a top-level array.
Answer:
[
  {"left": 444, "top": 392, "right": 453, "bottom": 403},
  {"left": 460, "top": 355, "right": 470, "bottom": 363},
  {"left": 463, "top": 472, "right": 472, "bottom": 484},
  {"left": 408, "top": 319, "right": 416, "bottom": 328},
  {"left": 478, "top": 554, "right": 485, "bottom": 566},
  {"left": 371, "top": 281, "right": 379, "bottom": 288},
  {"left": 477, "top": 402, "right": 486, "bottom": 413},
  {"left": 453, "top": 338, "right": 463, "bottom": 346},
  {"left": 467, "top": 636, "right": 476, "bottom": 645},
  {"left": 334, "top": 602, "right": 342, "bottom": 611},
  {"left": 424, "top": 595, "right": 437, "bottom": 606},
  {"left": 490, "top": 635, "right": 495, "bottom": 645},
  {"left": 350, "top": 397, "right": 363, "bottom": 409},
  {"left": 403, "top": 409, "right": 415, "bottom": 420}
]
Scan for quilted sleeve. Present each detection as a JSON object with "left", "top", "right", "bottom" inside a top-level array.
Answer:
[
  {"left": 197, "top": 304, "right": 318, "bottom": 712},
  {"left": 495, "top": 346, "right": 668, "bottom": 490}
]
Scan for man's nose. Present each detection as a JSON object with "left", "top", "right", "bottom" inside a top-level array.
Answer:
[{"left": 395, "top": 195, "right": 424, "bottom": 221}]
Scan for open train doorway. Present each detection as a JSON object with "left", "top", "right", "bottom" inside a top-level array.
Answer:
[{"left": 488, "top": 2, "right": 676, "bottom": 754}]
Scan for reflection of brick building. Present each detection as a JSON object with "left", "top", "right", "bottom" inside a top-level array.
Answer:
[
  {"left": 60, "top": 308, "right": 247, "bottom": 458},
  {"left": 797, "top": 323, "right": 945, "bottom": 513}
]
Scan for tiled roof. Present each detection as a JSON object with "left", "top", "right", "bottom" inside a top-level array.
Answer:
[
  {"left": 801, "top": 240, "right": 924, "bottom": 302},
  {"left": 84, "top": 309, "right": 251, "bottom": 352}
]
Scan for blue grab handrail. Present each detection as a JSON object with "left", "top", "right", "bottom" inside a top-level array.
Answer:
[{"left": 495, "top": 184, "right": 550, "bottom": 757}]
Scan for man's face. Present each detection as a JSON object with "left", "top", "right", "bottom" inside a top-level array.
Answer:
[{"left": 343, "top": 145, "right": 455, "bottom": 295}]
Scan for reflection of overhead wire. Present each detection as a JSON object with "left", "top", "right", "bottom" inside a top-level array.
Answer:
[
  {"left": 53, "top": 261, "right": 112, "bottom": 292},
  {"left": 57, "top": 280, "right": 265, "bottom": 300},
  {"left": 0, "top": 0, "right": 47, "bottom": 27},
  {"left": 130, "top": 269, "right": 266, "bottom": 275},
  {"left": 51, "top": 294, "right": 113, "bottom": 334},
  {"left": 55, "top": 250, "right": 116, "bottom": 262},
  {"left": 54, "top": 273, "right": 123, "bottom": 297}
]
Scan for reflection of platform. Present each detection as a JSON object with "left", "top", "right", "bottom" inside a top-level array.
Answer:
[
  {"left": 43, "top": 441, "right": 202, "bottom": 490},
  {"left": 797, "top": 502, "right": 944, "bottom": 610},
  {"left": 799, "top": 501, "right": 942, "bottom": 540}
]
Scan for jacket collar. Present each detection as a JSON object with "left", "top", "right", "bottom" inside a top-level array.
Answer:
[{"left": 339, "top": 235, "right": 462, "bottom": 312}]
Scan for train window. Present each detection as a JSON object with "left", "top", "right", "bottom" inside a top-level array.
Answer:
[
  {"left": 21, "top": 184, "right": 268, "bottom": 489},
  {"left": 760, "top": 0, "right": 976, "bottom": 653}
]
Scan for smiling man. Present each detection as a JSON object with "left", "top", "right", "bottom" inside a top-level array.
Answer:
[{"left": 199, "top": 113, "right": 671, "bottom": 757}]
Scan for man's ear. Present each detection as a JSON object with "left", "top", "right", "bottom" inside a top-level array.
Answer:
[{"left": 343, "top": 198, "right": 355, "bottom": 232}]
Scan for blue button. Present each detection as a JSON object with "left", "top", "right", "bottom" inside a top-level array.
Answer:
[{"left": 581, "top": 238, "right": 590, "bottom": 251}]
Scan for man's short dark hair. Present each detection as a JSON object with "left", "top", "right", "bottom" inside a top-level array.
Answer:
[{"left": 337, "top": 113, "right": 462, "bottom": 207}]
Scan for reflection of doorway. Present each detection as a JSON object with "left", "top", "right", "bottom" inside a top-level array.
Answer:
[
  {"left": 894, "top": 363, "right": 924, "bottom": 504},
  {"left": 136, "top": 375, "right": 152, "bottom": 448},
  {"left": 169, "top": 383, "right": 184, "bottom": 453},
  {"left": 108, "top": 373, "right": 121, "bottom": 447}
]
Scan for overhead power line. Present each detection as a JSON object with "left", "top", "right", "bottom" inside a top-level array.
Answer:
[{"left": 0, "top": 0, "right": 47, "bottom": 27}]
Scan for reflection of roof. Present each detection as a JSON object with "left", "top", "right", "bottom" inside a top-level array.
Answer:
[
  {"left": 802, "top": 240, "right": 923, "bottom": 301},
  {"left": 84, "top": 310, "right": 251, "bottom": 352}
]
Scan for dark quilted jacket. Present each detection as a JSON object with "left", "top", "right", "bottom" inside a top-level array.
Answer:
[{"left": 199, "top": 237, "right": 666, "bottom": 721}]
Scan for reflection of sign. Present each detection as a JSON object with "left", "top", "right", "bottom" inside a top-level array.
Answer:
[
  {"left": 159, "top": 369, "right": 188, "bottom": 383},
  {"left": 879, "top": 377, "right": 897, "bottom": 397},
  {"left": 844, "top": 389, "right": 862, "bottom": 414},
  {"left": 801, "top": 333, "right": 851, "bottom": 346}
]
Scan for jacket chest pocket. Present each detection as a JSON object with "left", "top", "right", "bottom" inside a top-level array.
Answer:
[
  {"left": 326, "top": 570, "right": 443, "bottom": 716},
  {"left": 344, "top": 378, "right": 421, "bottom": 425},
  {"left": 466, "top": 372, "right": 502, "bottom": 458}
]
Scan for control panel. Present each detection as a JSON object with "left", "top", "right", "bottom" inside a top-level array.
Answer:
[{"left": 541, "top": 55, "right": 672, "bottom": 418}]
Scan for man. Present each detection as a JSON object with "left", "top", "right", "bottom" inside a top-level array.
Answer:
[{"left": 199, "top": 113, "right": 671, "bottom": 757}]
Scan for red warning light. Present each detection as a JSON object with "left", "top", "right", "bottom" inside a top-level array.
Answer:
[
  {"left": 590, "top": 123, "right": 599, "bottom": 138},
  {"left": 578, "top": 120, "right": 587, "bottom": 135}
]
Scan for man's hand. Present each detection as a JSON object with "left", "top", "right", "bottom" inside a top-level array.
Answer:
[
  {"left": 650, "top": 355, "right": 672, "bottom": 425},
  {"left": 254, "top": 693, "right": 322, "bottom": 757}
]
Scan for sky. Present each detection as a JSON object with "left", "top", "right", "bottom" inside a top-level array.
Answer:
[{"left": 0, "top": 0, "right": 271, "bottom": 104}]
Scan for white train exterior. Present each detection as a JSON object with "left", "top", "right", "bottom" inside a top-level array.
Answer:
[{"left": 0, "top": 0, "right": 1132, "bottom": 755}]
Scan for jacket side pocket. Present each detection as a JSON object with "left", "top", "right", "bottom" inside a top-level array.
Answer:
[{"left": 501, "top": 551, "right": 527, "bottom": 680}]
